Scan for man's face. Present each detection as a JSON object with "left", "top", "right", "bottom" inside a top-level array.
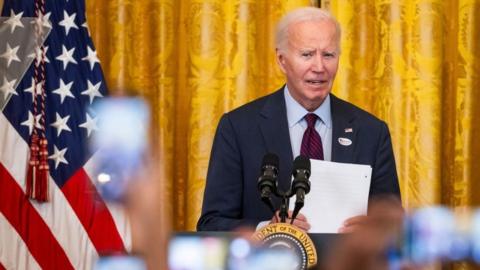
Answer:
[{"left": 276, "top": 20, "right": 340, "bottom": 111}]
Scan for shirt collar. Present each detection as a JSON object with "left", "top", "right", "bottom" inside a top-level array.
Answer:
[{"left": 284, "top": 85, "right": 332, "bottom": 128}]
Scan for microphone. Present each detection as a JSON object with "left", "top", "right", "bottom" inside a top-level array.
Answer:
[
  {"left": 257, "top": 153, "right": 279, "bottom": 213},
  {"left": 290, "top": 155, "right": 311, "bottom": 224}
]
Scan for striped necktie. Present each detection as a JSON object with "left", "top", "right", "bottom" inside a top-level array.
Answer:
[{"left": 300, "top": 113, "right": 324, "bottom": 160}]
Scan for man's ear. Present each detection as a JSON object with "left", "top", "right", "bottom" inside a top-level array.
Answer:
[{"left": 276, "top": 49, "right": 287, "bottom": 74}]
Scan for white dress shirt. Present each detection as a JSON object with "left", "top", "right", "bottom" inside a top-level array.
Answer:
[{"left": 284, "top": 85, "right": 332, "bottom": 161}]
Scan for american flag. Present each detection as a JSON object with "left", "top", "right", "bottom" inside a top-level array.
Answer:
[{"left": 0, "top": 0, "right": 130, "bottom": 269}]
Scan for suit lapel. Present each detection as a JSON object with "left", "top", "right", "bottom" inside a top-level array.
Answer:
[
  {"left": 259, "top": 88, "right": 293, "bottom": 191},
  {"left": 331, "top": 94, "right": 357, "bottom": 163}
]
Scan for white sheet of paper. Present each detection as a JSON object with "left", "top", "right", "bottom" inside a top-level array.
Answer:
[{"left": 289, "top": 160, "right": 372, "bottom": 233}]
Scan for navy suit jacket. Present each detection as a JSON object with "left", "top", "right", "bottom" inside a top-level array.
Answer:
[{"left": 197, "top": 87, "right": 401, "bottom": 231}]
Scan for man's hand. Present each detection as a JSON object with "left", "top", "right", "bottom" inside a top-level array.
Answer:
[
  {"left": 270, "top": 210, "right": 311, "bottom": 232},
  {"left": 338, "top": 215, "right": 369, "bottom": 233}
]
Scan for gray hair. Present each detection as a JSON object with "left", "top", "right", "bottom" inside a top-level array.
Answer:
[{"left": 275, "top": 7, "right": 342, "bottom": 52}]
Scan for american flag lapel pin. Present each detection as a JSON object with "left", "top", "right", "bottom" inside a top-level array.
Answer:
[{"left": 344, "top": 128, "right": 353, "bottom": 133}]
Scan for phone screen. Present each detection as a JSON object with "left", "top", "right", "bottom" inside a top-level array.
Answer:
[
  {"left": 94, "top": 255, "right": 146, "bottom": 270},
  {"left": 90, "top": 97, "right": 150, "bottom": 202},
  {"left": 168, "top": 234, "right": 299, "bottom": 270},
  {"left": 390, "top": 207, "right": 480, "bottom": 268}
]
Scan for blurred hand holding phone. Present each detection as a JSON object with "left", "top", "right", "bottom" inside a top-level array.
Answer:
[
  {"left": 400, "top": 206, "right": 480, "bottom": 266},
  {"left": 90, "top": 97, "right": 150, "bottom": 203},
  {"left": 168, "top": 233, "right": 300, "bottom": 270},
  {"left": 323, "top": 197, "right": 480, "bottom": 270},
  {"left": 91, "top": 97, "right": 171, "bottom": 269}
]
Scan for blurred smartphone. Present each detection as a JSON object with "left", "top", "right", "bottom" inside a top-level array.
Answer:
[
  {"left": 168, "top": 233, "right": 299, "bottom": 270},
  {"left": 388, "top": 207, "right": 476, "bottom": 269},
  {"left": 168, "top": 234, "right": 230, "bottom": 270},
  {"left": 90, "top": 97, "right": 150, "bottom": 202},
  {"left": 471, "top": 209, "right": 480, "bottom": 263},
  {"left": 228, "top": 245, "right": 299, "bottom": 270},
  {"left": 94, "top": 255, "right": 146, "bottom": 270}
]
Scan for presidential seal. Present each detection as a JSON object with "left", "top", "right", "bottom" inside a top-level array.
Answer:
[{"left": 253, "top": 223, "right": 317, "bottom": 269}]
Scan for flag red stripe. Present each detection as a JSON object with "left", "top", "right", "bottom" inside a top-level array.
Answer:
[
  {"left": 61, "top": 168, "right": 126, "bottom": 255},
  {"left": 0, "top": 163, "right": 74, "bottom": 270}
]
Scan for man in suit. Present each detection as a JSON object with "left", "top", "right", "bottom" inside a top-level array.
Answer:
[{"left": 197, "top": 7, "right": 401, "bottom": 232}]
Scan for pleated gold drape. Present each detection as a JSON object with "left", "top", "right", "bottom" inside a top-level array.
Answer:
[
  {"left": 84, "top": 0, "right": 480, "bottom": 238},
  {"left": 329, "top": 0, "right": 480, "bottom": 209},
  {"left": 85, "top": 0, "right": 314, "bottom": 231}
]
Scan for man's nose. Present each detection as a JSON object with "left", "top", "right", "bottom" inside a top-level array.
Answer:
[{"left": 311, "top": 55, "right": 325, "bottom": 72}]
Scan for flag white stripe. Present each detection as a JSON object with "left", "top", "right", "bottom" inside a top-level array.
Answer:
[
  {"left": 0, "top": 114, "right": 98, "bottom": 269},
  {"left": 0, "top": 213, "right": 42, "bottom": 270}
]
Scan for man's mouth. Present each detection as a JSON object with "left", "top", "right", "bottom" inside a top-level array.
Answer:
[{"left": 306, "top": 79, "right": 328, "bottom": 85}]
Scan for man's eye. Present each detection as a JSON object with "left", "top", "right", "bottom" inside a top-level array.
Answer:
[
  {"left": 323, "top": 53, "right": 336, "bottom": 58},
  {"left": 301, "top": 52, "right": 313, "bottom": 57}
]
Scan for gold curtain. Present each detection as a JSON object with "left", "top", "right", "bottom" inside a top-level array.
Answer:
[
  {"left": 328, "top": 0, "right": 480, "bottom": 210},
  {"left": 85, "top": 0, "right": 480, "bottom": 237},
  {"left": 85, "top": 0, "right": 313, "bottom": 231}
]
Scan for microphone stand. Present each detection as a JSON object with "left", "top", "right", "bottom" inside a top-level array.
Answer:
[
  {"left": 259, "top": 155, "right": 310, "bottom": 224},
  {"left": 273, "top": 188, "right": 293, "bottom": 223},
  {"left": 279, "top": 194, "right": 289, "bottom": 223}
]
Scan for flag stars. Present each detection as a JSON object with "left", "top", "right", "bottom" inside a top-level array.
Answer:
[
  {"left": 79, "top": 113, "right": 98, "bottom": 137},
  {"left": 52, "top": 79, "right": 75, "bottom": 104},
  {"left": 0, "top": 77, "right": 17, "bottom": 99},
  {"left": 5, "top": 10, "right": 24, "bottom": 33},
  {"left": 49, "top": 145, "right": 68, "bottom": 169},
  {"left": 56, "top": 45, "right": 77, "bottom": 70},
  {"left": 58, "top": 10, "right": 78, "bottom": 36},
  {"left": 50, "top": 112, "right": 72, "bottom": 136},
  {"left": 21, "top": 111, "right": 42, "bottom": 135},
  {"left": 0, "top": 43, "right": 21, "bottom": 67},
  {"left": 82, "top": 46, "right": 100, "bottom": 70},
  {"left": 81, "top": 80, "right": 103, "bottom": 104}
]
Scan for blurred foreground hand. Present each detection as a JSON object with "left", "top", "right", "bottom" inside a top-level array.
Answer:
[
  {"left": 125, "top": 161, "right": 171, "bottom": 270},
  {"left": 322, "top": 196, "right": 412, "bottom": 270}
]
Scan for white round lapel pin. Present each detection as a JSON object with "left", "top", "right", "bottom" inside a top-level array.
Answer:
[{"left": 338, "top": 137, "right": 352, "bottom": 146}]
